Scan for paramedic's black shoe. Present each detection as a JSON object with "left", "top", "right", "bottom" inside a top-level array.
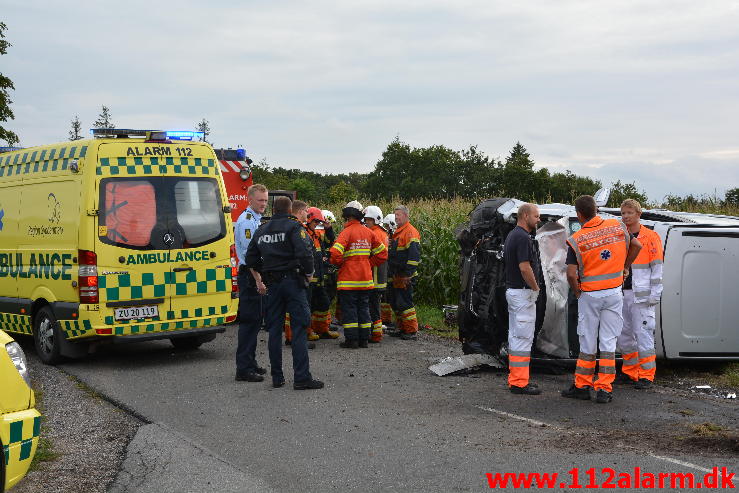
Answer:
[
  {"left": 400, "top": 332, "right": 417, "bottom": 341},
  {"left": 510, "top": 384, "right": 542, "bottom": 395},
  {"left": 294, "top": 379, "right": 324, "bottom": 390},
  {"left": 595, "top": 389, "right": 613, "bottom": 403},
  {"left": 614, "top": 373, "right": 636, "bottom": 385},
  {"left": 561, "top": 385, "right": 592, "bottom": 400},
  {"left": 235, "top": 372, "right": 264, "bottom": 382},
  {"left": 340, "top": 340, "right": 359, "bottom": 349},
  {"left": 634, "top": 379, "right": 653, "bottom": 390}
]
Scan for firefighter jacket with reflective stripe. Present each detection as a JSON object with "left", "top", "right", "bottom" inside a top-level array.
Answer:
[
  {"left": 306, "top": 226, "right": 335, "bottom": 285},
  {"left": 629, "top": 226, "right": 663, "bottom": 303},
  {"left": 368, "top": 224, "right": 389, "bottom": 289},
  {"left": 566, "top": 216, "right": 629, "bottom": 292},
  {"left": 330, "top": 219, "right": 388, "bottom": 290},
  {"left": 245, "top": 213, "right": 314, "bottom": 275},
  {"left": 389, "top": 222, "right": 421, "bottom": 278}
]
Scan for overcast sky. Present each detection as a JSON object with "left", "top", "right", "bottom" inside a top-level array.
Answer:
[{"left": 4, "top": 1, "right": 739, "bottom": 201}]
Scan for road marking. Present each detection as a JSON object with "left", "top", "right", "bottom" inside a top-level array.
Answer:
[
  {"left": 648, "top": 453, "right": 712, "bottom": 473},
  {"left": 476, "top": 405, "right": 555, "bottom": 428}
]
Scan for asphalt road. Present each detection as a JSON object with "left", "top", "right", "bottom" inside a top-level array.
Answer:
[{"left": 59, "top": 327, "right": 738, "bottom": 492}]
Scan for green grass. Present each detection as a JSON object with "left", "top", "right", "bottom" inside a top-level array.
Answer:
[
  {"left": 416, "top": 304, "right": 459, "bottom": 339},
  {"left": 28, "top": 388, "right": 60, "bottom": 471},
  {"left": 656, "top": 361, "right": 739, "bottom": 389}
]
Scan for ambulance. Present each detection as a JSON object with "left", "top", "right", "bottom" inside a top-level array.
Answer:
[{"left": 0, "top": 130, "right": 239, "bottom": 364}]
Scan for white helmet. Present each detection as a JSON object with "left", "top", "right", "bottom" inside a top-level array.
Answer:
[
  {"left": 382, "top": 213, "right": 397, "bottom": 231},
  {"left": 321, "top": 210, "right": 336, "bottom": 223},
  {"left": 363, "top": 205, "right": 383, "bottom": 224},
  {"left": 345, "top": 200, "right": 363, "bottom": 211}
]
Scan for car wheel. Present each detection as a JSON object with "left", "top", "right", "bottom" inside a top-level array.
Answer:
[
  {"left": 170, "top": 336, "right": 203, "bottom": 350},
  {"left": 34, "top": 306, "right": 63, "bottom": 365}
]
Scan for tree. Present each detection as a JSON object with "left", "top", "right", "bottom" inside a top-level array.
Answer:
[
  {"left": 93, "top": 105, "right": 115, "bottom": 129},
  {"left": 289, "top": 177, "right": 318, "bottom": 203},
  {"left": 196, "top": 118, "right": 211, "bottom": 144},
  {"left": 0, "top": 22, "right": 19, "bottom": 146},
  {"left": 725, "top": 187, "right": 739, "bottom": 207},
  {"left": 69, "top": 115, "right": 83, "bottom": 140},
  {"left": 328, "top": 181, "right": 358, "bottom": 204},
  {"left": 606, "top": 180, "right": 650, "bottom": 208}
]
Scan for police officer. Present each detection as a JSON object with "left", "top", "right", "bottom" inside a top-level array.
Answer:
[
  {"left": 234, "top": 184, "right": 269, "bottom": 382},
  {"left": 245, "top": 196, "right": 324, "bottom": 390}
]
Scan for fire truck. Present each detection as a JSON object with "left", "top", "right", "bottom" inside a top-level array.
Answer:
[
  {"left": 214, "top": 149, "right": 296, "bottom": 222},
  {"left": 215, "top": 148, "right": 253, "bottom": 223}
]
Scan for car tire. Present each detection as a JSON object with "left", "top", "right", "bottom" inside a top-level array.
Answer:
[
  {"left": 170, "top": 336, "right": 203, "bottom": 350},
  {"left": 34, "top": 306, "right": 64, "bottom": 365}
]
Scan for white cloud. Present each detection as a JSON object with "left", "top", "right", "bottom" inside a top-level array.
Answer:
[{"left": 3, "top": 0, "right": 739, "bottom": 201}]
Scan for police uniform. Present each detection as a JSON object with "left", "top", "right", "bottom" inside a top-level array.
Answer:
[
  {"left": 234, "top": 207, "right": 265, "bottom": 378},
  {"left": 245, "top": 212, "right": 316, "bottom": 385},
  {"left": 565, "top": 216, "right": 630, "bottom": 398}
]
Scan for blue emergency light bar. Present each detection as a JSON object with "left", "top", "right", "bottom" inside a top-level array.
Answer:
[
  {"left": 166, "top": 131, "right": 205, "bottom": 141},
  {"left": 0, "top": 146, "right": 24, "bottom": 153}
]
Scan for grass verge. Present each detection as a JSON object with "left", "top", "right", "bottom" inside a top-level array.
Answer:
[
  {"left": 28, "top": 388, "right": 60, "bottom": 471},
  {"left": 416, "top": 304, "right": 459, "bottom": 340}
]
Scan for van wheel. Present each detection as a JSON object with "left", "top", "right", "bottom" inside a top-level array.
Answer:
[
  {"left": 34, "top": 306, "right": 64, "bottom": 365},
  {"left": 170, "top": 336, "right": 203, "bottom": 350}
]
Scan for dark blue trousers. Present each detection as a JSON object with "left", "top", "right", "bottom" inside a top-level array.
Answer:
[
  {"left": 338, "top": 290, "right": 371, "bottom": 341},
  {"left": 265, "top": 275, "right": 312, "bottom": 383},
  {"left": 236, "top": 269, "right": 263, "bottom": 375}
]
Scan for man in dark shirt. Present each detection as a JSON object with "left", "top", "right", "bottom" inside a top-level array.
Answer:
[
  {"left": 245, "top": 196, "right": 324, "bottom": 390},
  {"left": 503, "top": 203, "right": 542, "bottom": 395}
]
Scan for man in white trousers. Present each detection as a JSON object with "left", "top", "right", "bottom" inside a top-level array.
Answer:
[{"left": 503, "top": 203, "right": 542, "bottom": 395}]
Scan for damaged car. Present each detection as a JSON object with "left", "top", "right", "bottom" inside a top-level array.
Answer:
[{"left": 456, "top": 192, "right": 739, "bottom": 362}]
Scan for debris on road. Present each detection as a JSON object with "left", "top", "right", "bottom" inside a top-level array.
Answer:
[{"left": 429, "top": 353, "right": 504, "bottom": 376}]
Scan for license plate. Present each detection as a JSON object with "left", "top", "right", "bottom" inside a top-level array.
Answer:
[{"left": 114, "top": 305, "right": 159, "bottom": 321}]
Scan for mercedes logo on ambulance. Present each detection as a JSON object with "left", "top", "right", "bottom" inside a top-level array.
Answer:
[{"left": 163, "top": 233, "right": 175, "bottom": 245}]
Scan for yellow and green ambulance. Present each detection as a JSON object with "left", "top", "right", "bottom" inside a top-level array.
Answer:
[
  {"left": 0, "top": 130, "right": 239, "bottom": 364},
  {"left": 1, "top": 329, "right": 40, "bottom": 492}
]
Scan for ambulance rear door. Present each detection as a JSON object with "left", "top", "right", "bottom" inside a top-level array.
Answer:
[{"left": 660, "top": 226, "right": 739, "bottom": 359}]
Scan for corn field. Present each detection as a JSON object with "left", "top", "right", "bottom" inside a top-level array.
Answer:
[{"left": 322, "top": 198, "right": 475, "bottom": 307}]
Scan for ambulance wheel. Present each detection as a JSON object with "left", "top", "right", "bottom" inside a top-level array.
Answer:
[
  {"left": 34, "top": 306, "right": 63, "bottom": 365},
  {"left": 170, "top": 336, "right": 203, "bottom": 350}
]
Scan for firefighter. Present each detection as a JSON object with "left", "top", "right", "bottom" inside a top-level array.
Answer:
[
  {"left": 234, "top": 184, "right": 269, "bottom": 382},
  {"left": 282, "top": 201, "right": 317, "bottom": 347},
  {"left": 616, "top": 199, "right": 663, "bottom": 389},
  {"left": 381, "top": 213, "right": 397, "bottom": 329},
  {"left": 363, "top": 205, "right": 389, "bottom": 343},
  {"left": 388, "top": 205, "right": 422, "bottom": 340},
  {"left": 322, "top": 210, "right": 341, "bottom": 330},
  {"left": 562, "top": 195, "right": 642, "bottom": 403},
  {"left": 245, "top": 196, "right": 323, "bottom": 390},
  {"left": 330, "top": 201, "right": 388, "bottom": 348},
  {"left": 503, "top": 203, "right": 542, "bottom": 395},
  {"left": 306, "top": 207, "right": 340, "bottom": 339}
]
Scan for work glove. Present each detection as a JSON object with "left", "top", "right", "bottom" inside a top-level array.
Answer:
[{"left": 647, "top": 296, "right": 660, "bottom": 307}]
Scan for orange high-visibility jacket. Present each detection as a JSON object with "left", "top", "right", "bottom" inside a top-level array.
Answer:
[
  {"left": 567, "top": 216, "right": 630, "bottom": 292},
  {"left": 389, "top": 222, "right": 421, "bottom": 278},
  {"left": 630, "top": 226, "right": 663, "bottom": 303},
  {"left": 368, "top": 224, "right": 389, "bottom": 289},
  {"left": 330, "top": 219, "right": 388, "bottom": 290}
]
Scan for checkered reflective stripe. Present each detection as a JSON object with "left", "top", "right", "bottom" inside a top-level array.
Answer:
[
  {"left": 60, "top": 319, "right": 94, "bottom": 339},
  {"left": 99, "top": 268, "right": 230, "bottom": 302},
  {"left": 3, "top": 413, "right": 41, "bottom": 466},
  {"left": 102, "top": 305, "right": 229, "bottom": 336},
  {"left": 0, "top": 313, "right": 32, "bottom": 335},
  {"left": 0, "top": 144, "right": 88, "bottom": 178},
  {"left": 97, "top": 156, "right": 216, "bottom": 176}
]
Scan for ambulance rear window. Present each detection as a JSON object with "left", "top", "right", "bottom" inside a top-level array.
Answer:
[{"left": 98, "top": 177, "right": 226, "bottom": 250}]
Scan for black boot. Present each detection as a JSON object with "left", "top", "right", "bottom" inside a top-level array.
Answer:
[{"left": 340, "top": 339, "right": 359, "bottom": 349}]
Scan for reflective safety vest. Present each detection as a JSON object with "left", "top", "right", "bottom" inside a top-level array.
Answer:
[
  {"left": 329, "top": 219, "right": 388, "bottom": 290},
  {"left": 567, "top": 216, "right": 630, "bottom": 292},
  {"left": 629, "top": 226, "right": 663, "bottom": 303}
]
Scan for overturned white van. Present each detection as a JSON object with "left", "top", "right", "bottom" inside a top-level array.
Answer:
[{"left": 456, "top": 198, "right": 739, "bottom": 361}]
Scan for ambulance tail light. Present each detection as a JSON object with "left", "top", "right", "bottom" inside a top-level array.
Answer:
[
  {"left": 78, "top": 249, "right": 99, "bottom": 304},
  {"left": 230, "top": 244, "right": 239, "bottom": 295}
]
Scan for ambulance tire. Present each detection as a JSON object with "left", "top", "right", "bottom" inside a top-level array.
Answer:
[
  {"left": 34, "top": 306, "right": 64, "bottom": 365},
  {"left": 170, "top": 336, "right": 204, "bottom": 350}
]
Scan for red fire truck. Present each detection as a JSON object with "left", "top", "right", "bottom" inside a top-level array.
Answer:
[{"left": 215, "top": 148, "right": 254, "bottom": 223}]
